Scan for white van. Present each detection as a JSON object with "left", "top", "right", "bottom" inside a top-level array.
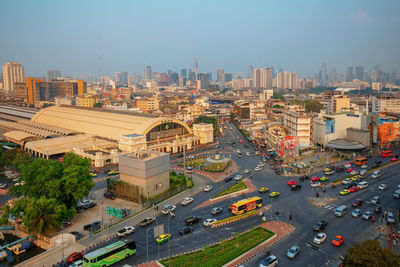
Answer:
[
  {"left": 335, "top": 205, "right": 348, "bottom": 217},
  {"left": 371, "top": 170, "right": 381, "bottom": 179},
  {"left": 394, "top": 189, "right": 400, "bottom": 199},
  {"left": 357, "top": 181, "right": 369, "bottom": 189}
]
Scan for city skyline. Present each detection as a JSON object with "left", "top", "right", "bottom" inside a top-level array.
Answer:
[{"left": 1, "top": 0, "right": 400, "bottom": 78}]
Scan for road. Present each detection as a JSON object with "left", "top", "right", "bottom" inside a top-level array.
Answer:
[{"left": 82, "top": 122, "right": 400, "bottom": 267}]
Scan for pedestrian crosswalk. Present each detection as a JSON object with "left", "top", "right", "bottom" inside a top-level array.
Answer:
[{"left": 323, "top": 204, "right": 338, "bottom": 210}]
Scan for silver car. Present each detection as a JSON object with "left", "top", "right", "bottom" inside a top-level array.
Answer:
[
  {"left": 260, "top": 255, "right": 278, "bottom": 267},
  {"left": 287, "top": 245, "right": 300, "bottom": 259},
  {"left": 352, "top": 209, "right": 361, "bottom": 218},
  {"left": 362, "top": 211, "right": 373, "bottom": 220}
]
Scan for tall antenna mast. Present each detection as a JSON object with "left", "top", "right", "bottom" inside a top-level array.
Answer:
[{"left": 98, "top": 33, "right": 103, "bottom": 90}]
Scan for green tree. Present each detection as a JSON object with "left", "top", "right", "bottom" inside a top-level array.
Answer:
[
  {"left": 304, "top": 99, "right": 325, "bottom": 113},
  {"left": 22, "top": 197, "right": 62, "bottom": 235},
  {"left": 93, "top": 102, "right": 103, "bottom": 107},
  {"left": 342, "top": 240, "right": 400, "bottom": 266},
  {"left": 12, "top": 150, "right": 32, "bottom": 171},
  {"left": 272, "top": 104, "right": 284, "bottom": 109},
  {"left": 271, "top": 92, "right": 285, "bottom": 101},
  {"left": 192, "top": 115, "right": 219, "bottom": 136}
]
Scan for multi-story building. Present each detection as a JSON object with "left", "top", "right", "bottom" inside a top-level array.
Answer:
[
  {"left": 47, "top": 69, "right": 61, "bottom": 81},
  {"left": 224, "top": 73, "right": 232, "bottom": 83},
  {"left": 136, "top": 97, "right": 159, "bottom": 113},
  {"left": 197, "top": 73, "right": 209, "bottom": 89},
  {"left": 372, "top": 82, "right": 382, "bottom": 91},
  {"left": 329, "top": 95, "right": 350, "bottom": 114},
  {"left": 233, "top": 100, "right": 255, "bottom": 120},
  {"left": 13, "top": 82, "right": 27, "bottom": 100},
  {"left": 76, "top": 94, "right": 99, "bottom": 107},
  {"left": 277, "top": 71, "right": 297, "bottom": 89},
  {"left": 217, "top": 68, "right": 224, "bottom": 83},
  {"left": 372, "top": 95, "right": 400, "bottom": 113},
  {"left": 283, "top": 106, "right": 312, "bottom": 148},
  {"left": 2, "top": 62, "right": 25, "bottom": 95},
  {"left": 253, "top": 68, "right": 273, "bottom": 89}
]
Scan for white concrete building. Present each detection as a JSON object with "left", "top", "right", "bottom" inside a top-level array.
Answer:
[
  {"left": 283, "top": 106, "right": 312, "bottom": 148},
  {"left": 2, "top": 62, "right": 25, "bottom": 95}
]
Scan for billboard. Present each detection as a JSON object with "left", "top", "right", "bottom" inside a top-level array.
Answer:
[
  {"left": 281, "top": 136, "right": 299, "bottom": 158},
  {"left": 325, "top": 120, "right": 335, "bottom": 134}
]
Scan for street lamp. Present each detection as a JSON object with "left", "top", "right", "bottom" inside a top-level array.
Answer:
[{"left": 146, "top": 227, "right": 152, "bottom": 262}]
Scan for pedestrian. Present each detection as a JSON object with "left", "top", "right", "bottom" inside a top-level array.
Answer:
[
  {"left": 275, "top": 209, "right": 279, "bottom": 215},
  {"left": 289, "top": 214, "right": 292, "bottom": 220},
  {"left": 316, "top": 192, "right": 319, "bottom": 198},
  {"left": 266, "top": 248, "right": 270, "bottom": 256}
]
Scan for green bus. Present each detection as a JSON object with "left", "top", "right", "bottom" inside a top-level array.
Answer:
[{"left": 83, "top": 240, "right": 136, "bottom": 267}]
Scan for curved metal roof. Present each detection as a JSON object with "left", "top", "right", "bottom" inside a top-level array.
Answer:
[
  {"left": 326, "top": 139, "right": 366, "bottom": 150},
  {"left": 3, "top": 131, "right": 37, "bottom": 141}
]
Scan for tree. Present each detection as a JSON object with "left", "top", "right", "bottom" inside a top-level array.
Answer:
[
  {"left": 93, "top": 102, "right": 103, "bottom": 108},
  {"left": 271, "top": 92, "right": 285, "bottom": 101},
  {"left": 12, "top": 150, "right": 32, "bottom": 171},
  {"left": 272, "top": 104, "right": 284, "bottom": 109},
  {"left": 342, "top": 240, "right": 400, "bottom": 266},
  {"left": 192, "top": 116, "right": 219, "bottom": 135},
  {"left": 304, "top": 99, "right": 325, "bottom": 113}
]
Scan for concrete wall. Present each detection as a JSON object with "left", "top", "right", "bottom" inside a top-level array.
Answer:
[{"left": 347, "top": 128, "right": 371, "bottom": 147}]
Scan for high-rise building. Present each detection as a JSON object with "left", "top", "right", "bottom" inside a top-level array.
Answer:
[
  {"left": 197, "top": 73, "right": 209, "bottom": 89},
  {"left": 346, "top": 67, "right": 354, "bottom": 82},
  {"left": 328, "top": 67, "right": 337, "bottom": 82},
  {"left": 114, "top": 72, "right": 128, "bottom": 84},
  {"left": 193, "top": 58, "right": 198, "bottom": 77},
  {"left": 320, "top": 62, "right": 327, "bottom": 85},
  {"left": 391, "top": 68, "right": 397, "bottom": 84},
  {"left": 276, "top": 71, "right": 297, "bottom": 89},
  {"left": 146, "top": 66, "right": 152, "bottom": 81},
  {"left": 253, "top": 68, "right": 273, "bottom": 89},
  {"left": 277, "top": 72, "right": 284, "bottom": 88},
  {"left": 2, "top": 62, "right": 25, "bottom": 95},
  {"left": 355, "top": 66, "right": 364, "bottom": 81},
  {"left": 248, "top": 65, "right": 253, "bottom": 79},
  {"left": 224, "top": 73, "right": 232, "bottom": 83},
  {"left": 217, "top": 68, "right": 224, "bottom": 83},
  {"left": 180, "top": 69, "right": 187, "bottom": 78},
  {"left": 47, "top": 69, "right": 61, "bottom": 81}
]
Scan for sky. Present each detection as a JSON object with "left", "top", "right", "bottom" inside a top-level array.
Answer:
[{"left": 1, "top": 0, "right": 400, "bottom": 78}]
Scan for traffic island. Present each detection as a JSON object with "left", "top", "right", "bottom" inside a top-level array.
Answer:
[{"left": 212, "top": 205, "right": 270, "bottom": 228}]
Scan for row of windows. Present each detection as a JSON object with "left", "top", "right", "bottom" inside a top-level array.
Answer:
[{"left": 88, "top": 242, "right": 136, "bottom": 263}]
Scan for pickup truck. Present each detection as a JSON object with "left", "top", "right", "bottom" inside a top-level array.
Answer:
[
  {"left": 117, "top": 226, "right": 135, "bottom": 237},
  {"left": 139, "top": 217, "right": 155, "bottom": 227},
  {"left": 184, "top": 216, "right": 202, "bottom": 225}
]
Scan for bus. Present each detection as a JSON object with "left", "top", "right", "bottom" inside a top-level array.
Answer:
[
  {"left": 355, "top": 157, "right": 368, "bottom": 166},
  {"left": 83, "top": 240, "right": 136, "bottom": 267},
  {"left": 231, "top": 196, "right": 262, "bottom": 215},
  {"left": 381, "top": 150, "right": 393, "bottom": 158}
]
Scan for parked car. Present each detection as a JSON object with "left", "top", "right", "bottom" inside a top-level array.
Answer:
[
  {"left": 224, "top": 177, "right": 233, "bottom": 182},
  {"left": 204, "top": 185, "right": 212, "bottom": 192},
  {"left": 178, "top": 226, "right": 193, "bottom": 235},
  {"left": 117, "top": 226, "right": 135, "bottom": 237},
  {"left": 357, "top": 181, "right": 368, "bottom": 189},
  {"left": 181, "top": 197, "right": 194, "bottom": 206},
  {"left": 184, "top": 216, "right": 202, "bottom": 225},
  {"left": 387, "top": 212, "right": 395, "bottom": 224},
  {"left": 332, "top": 235, "right": 344, "bottom": 246},
  {"left": 82, "top": 202, "right": 97, "bottom": 210},
  {"left": 311, "top": 182, "right": 321, "bottom": 188},
  {"left": 103, "top": 192, "right": 116, "bottom": 200},
  {"left": 66, "top": 252, "right": 85, "bottom": 264},
  {"left": 203, "top": 218, "right": 217, "bottom": 227},
  {"left": 77, "top": 199, "right": 93, "bottom": 209},
  {"left": 352, "top": 209, "right": 362, "bottom": 218},
  {"left": 362, "top": 211, "right": 373, "bottom": 220},
  {"left": 313, "top": 233, "right": 327, "bottom": 244},
  {"left": 260, "top": 255, "right": 278, "bottom": 267},
  {"left": 244, "top": 169, "right": 250, "bottom": 174},
  {"left": 211, "top": 207, "right": 223, "bottom": 215},
  {"left": 286, "top": 245, "right": 300, "bottom": 259},
  {"left": 255, "top": 167, "right": 263, "bottom": 172},
  {"left": 313, "top": 220, "right": 327, "bottom": 231},
  {"left": 83, "top": 221, "right": 101, "bottom": 232},
  {"left": 139, "top": 217, "right": 155, "bottom": 227}
]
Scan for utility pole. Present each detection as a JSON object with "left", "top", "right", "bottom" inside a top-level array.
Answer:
[
  {"left": 101, "top": 201, "right": 104, "bottom": 240},
  {"left": 389, "top": 222, "right": 393, "bottom": 252}
]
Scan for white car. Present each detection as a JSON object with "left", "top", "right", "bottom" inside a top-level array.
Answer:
[
  {"left": 117, "top": 226, "right": 135, "bottom": 237},
  {"left": 371, "top": 170, "right": 381, "bottom": 179},
  {"left": 236, "top": 149, "right": 241, "bottom": 153},
  {"left": 203, "top": 218, "right": 217, "bottom": 227},
  {"left": 244, "top": 169, "right": 250, "bottom": 174},
  {"left": 378, "top": 184, "right": 387, "bottom": 191},
  {"left": 311, "top": 182, "right": 321, "bottom": 188},
  {"left": 234, "top": 174, "right": 243, "bottom": 181},
  {"left": 204, "top": 185, "right": 212, "bottom": 192},
  {"left": 342, "top": 178, "right": 353, "bottom": 185},
  {"left": 357, "top": 181, "right": 368, "bottom": 189},
  {"left": 361, "top": 164, "right": 368, "bottom": 169},
  {"left": 246, "top": 152, "right": 251, "bottom": 156},
  {"left": 255, "top": 167, "right": 263, "bottom": 172},
  {"left": 344, "top": 164, "right": 351, "bottom": 169},
  {"left": 258, "top": 162, "right": 266, "bottom": 167},
  {"left": 313, "top": 232, "right": 326, "bottom": 245},
  {"left": 350, "top": 170, "right": 359, "bottom": 175},
  {"left": 181, "top": 197, "right": 194, "bottom": 206}
]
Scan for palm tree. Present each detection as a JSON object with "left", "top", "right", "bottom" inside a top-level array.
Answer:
[{"left": 23, "top": 197, "right": 61, "bottom": 235}]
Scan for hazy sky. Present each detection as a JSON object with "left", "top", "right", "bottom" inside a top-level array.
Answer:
[{"left": 1, "top": 0, "right": 399, "bottom": 78}]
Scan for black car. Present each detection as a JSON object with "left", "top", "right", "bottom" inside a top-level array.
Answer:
[
  {"left": 178, "top": 226, "right": 194, "bottom": 235},
  {"left": 352, "top": 199, "right": 363, "bottom": 207},
  {"left": 375, "top": 206, "right": 383, "bottom": 214},
  {"left": 83, "top": 221, "right": 101, "bottom": 232},
  {"left": 275, "top": 170, "right": 282, "bottom": 175},
  {"left": 299, "top": 175, "right": 309, "bottom": 181},
  {"left": 83, "top": 202, "right": 97, "bottom": 210},
  {"left": 69, "top": 231, "right": 83, "bottom": 240},
  {"left": 104, "top": 192, "right": 116, "bottom": 200},
  {"left": 224, "top": 177, "right": 232, "bottom": 182},
  {"left": 291, "top": 184, "right": 302, "bottom": 191},
  {"left": 375, "top": 160, "right": 382, "bottom": 164},
  {"left": 336, "top": 167, "right": 344, "bottom": 172},
  {"left": 122, "top": 208, "right": 130, "bottom": 218},
  {"left": 344, "top": 182, "right": 358, "bottom": 189},
  {"left": 139, "top": 217, "right": 155, "bottom": 227},
  {"left": 313, "top": 220, "right": 327, "bottom": 231},
  {"left": 184, "top": 216, "right": 202, "bottom": 225}
]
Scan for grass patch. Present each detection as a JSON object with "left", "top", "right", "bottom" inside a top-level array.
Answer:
[
  {"left": 178, "top": 158, "right": 206, "bottom": 168},
  {"left": 160, "top": 227, "right": 274, "bottom": 267},
  {"left": 214, "top": 210, "right": 258, "bottom": 225},
  {"left": 203, "top": 161, "right": 230, "bottom": 172},
  {"left": 212, "top": 180, "right": 247, "bottom": 199}
]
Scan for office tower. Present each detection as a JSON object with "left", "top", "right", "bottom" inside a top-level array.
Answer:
[
  {"left": 2, "top": 62, "right": 25, "bottom": 95},
  {"left": 217, "top": 68, "right": 224, "bottom": 82},
  {"left": 188, "top": 69, "right": 195, "bottom": 81},
  {"left": 391, "top": 68, "right": 397, "bottom": 84},
  {"left": 253, "top": 68, "right": 273, "bottom": 89},
  {"left": 355, "top": 66, "right": 364, "bottom": 81},
  {"left": 197, "top": 73, "right": 209, "bottom": 89},
  {"left": 193, "top": 58, "right": 198, "bottom": 77},
  {"left": 170, "top": 72, "right": 179, "bottom": 84},
  {"left": 346, "top": 67, "right": 354, "bottom": 82},
  {"left": 146, "top": 66, "right": 152, "bottom": 80},
  {"left": 207, "top": 72, "right": 213, "bottom": 81},
  {"left": 321, "top": 62, "right": 327, "bottom": 85},
  {"left": 224, "top": 73, "right": 232, "bottom": 83},
  {"left": 180, "top": 69, "right": 187, "bottom": 78},
  {"left": 47, "top": 69, "right": 61, "bottom": 81},
  {"left": 277, "top": 72, "right": 284, "bottom": 88},
  {"left": 167, "top": 69, "right": 172, "bottom": 78},
  {"left": 328, "top": 67, "right": 337, "bottom": 82},
  {"left": 289, "top": 72, "right": 298, "bottom": 89},
  {"left": 248, "top": 65, "right": 253, "bottom": 79}
]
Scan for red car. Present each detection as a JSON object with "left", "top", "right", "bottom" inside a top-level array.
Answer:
[
  {"left": 346, "top": 161, "right": 354, "bottom": 165},
  {"left": 391, "top": 157, "right": 398, "bottom": 162},
  {"left": 349, "top": 186, "right": 359, "bottom": 192},
  {"left": 381, "top": 150, "right": 393, "bottom": 158},
  {"left": 311, "top": 176, "right": 320, "bottom": 182},
  {"left": 66, "top": 252, "right": 84, "bottom": 263},
  {"left": 346, "top": 168, "right": 355, "bottom": 173},
  {"left": 287, "top": 180, "right": 297, "bottom": 186},
  {"left": 239, "top": 140, "right": 243, "bottom": 143},
  {"left": 332, "top": 235, "right": 344, "bottom": 246}
]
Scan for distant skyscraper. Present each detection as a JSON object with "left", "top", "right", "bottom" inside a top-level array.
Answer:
[
  {"left": 47, "top": 69, "right": 61, "bottom": 81},
  {"left": 193, "top": 58, "right": 198, "bottom": 77},
  {"left": 217, "top": 68, "right": 224, "bottom": 82},
  {"left": 197, "top": 73, "right": 209, "bottom": 89},
  {"left": 224, "top": 73, "right": 232, "bottom": 83},
  {"left": 277, "top": 71, "right": 297, "bottom": 89},
  {"left": 146, "top": 66, "right": 152, "bottom": 81},
  {"left": 180, "top": 69, "right": 187, "bottom": 78},
  {"left": 2, "top": 62, "right": 25, "bottom": 95},
  {"left": 355, "top": 66, "right": 364, "bottom": 81},
  {"left": 114, "top": 72, "right": 128, "bottom": 84},
  {"left": 328, "top": 67, "right": 337, "bottom": 82},
  {"left": 207, "top": 72, "right": 213, "bottom": 81},
  {"left": 248, "top": 65, "right": 253, "bottom": 78},
  {"left": 320, "top": 62, "right": 327, "bottom": 85},
  {"left": 346, "top": 67, "right": 354, "bottom": 82},
  {"left": 391, "top": 68, "right": 397, "bottom": 84},
  {"left": 253, "top": 68, "right": 273, "bottom": 89}
]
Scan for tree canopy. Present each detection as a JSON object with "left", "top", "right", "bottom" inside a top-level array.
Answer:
[
  {"left": 271, "top": 92, "right": 285, "bottom": 101},
  {"left": 304, "top": 99, "right": 325, "bottom": 113},
  {"left": 343, "top": 240, "right": 400, "bottom": 267},
  {"left": 192, "top": 115, "right": 219, "bottom": 135}
]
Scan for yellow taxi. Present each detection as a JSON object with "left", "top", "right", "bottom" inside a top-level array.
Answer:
[
  {"left": 108, "top": 170, "right": 119, "bottom": 176},
  {"left": 339, "top": 189, "right": 351, "bottom": 196},
  {"left": 258, "top": 187, "right": 270, "bottom": 193},
  {"left": 320, "top": 176, "right": 329, "bottom": 181},
  {"left": 269, "top": 192, "right": 280, "bottom": 198},
  {"left": 323, "top": 168, "right": 331, "bottom": 172},
  {"left": 156, "top": 233, "right": 171, "bottom": 244},
  {"left": 90, "top": 172, "right": 98, "bottom": 177}
]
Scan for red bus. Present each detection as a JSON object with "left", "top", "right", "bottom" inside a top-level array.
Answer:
[
  {"left": 355, "top": 157, "right": 367, "bottom": 166},
  {"left": 381, "top": 150, "right": 393, "bottom": 158}
]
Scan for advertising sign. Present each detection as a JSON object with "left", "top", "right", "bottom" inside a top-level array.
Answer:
[
  {"left": 325, "top": 120, "right": 335, "bottom": 134},
  {"left": 280, "top": 136, "right": 299, "bottom": 158}
]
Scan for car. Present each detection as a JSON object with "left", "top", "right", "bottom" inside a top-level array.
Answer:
[
  {"left": 313, "top": 220, "right": 327, "bottom": 231},
  {"left": 291, "top": 184, "right": 302, "bottom": 191},
  {"left": 311, "top": 182, "right": 321, "bottom": 188},
  {"left": 69, "top": 231, "right": 83, "bottom": 241},
  {"left": 350, "top": 170, "right": 359, "bottom": 175},
  {"left": 71, "top": 260, "right": 83, "bottom": 267},
  {"left": 381, "top": 150, "right": 393, "bottom": 158},
  {"left": 349, "top": 186, "right": 359, "bottom": 193},
  {"left": 378, "top": 184, "right": 387, "bottom": 191},
  {"left": 103, "top": 192, "right": 116, "bottom": 200},
  {"left": 230, "top": 127, "right": 232, "bottom": 130},
  {"left": 203, "top": 218, "right": 217, "bottom": 227},
  {"left": 362, "top": 211, "right": 373, "bottom": 220},
  {"left": 66, "top": 252, "right": 84, "bottom": 264},
  {"left": 332, "top": 235, "right": 344, "bottom": 246},
  {"left": 117, "top": 226, "right": 135, "bottom": 237},
  {"left": 244, "top": 169, "right": 250, "bottom": 174},
  {"left": 184, "top": 216, "right": 202, "bottom": 225},
  {"left": 239, "top": 140, "right": 243, "bottom": 143},
  {"left": 360, "top": 169, "right": 368, "bottom": 177},
  {"left": 255, "top": 167, "right": 263, "bottom": 172},
  {"left": 236, "top": 149, "right": 241, "bottom": 153},
  {"left": 271, "top": 166, "right": 278, "bottom": 170},
  {"left": 90, "top": 172, "right": 98, "bottom": 177},
  {"left": 313, "top": 232, "right": 327, "bottom": 244},
  {"left": 287, "top": 245, "right": 300, "bottom": 259},
  {"left": 344, "top": 183, "right": 355, "bottom": 189},
  {"left": 139, "top": 217, "right": 155, "bottom": 227},
  {"left": 260, "top": 255, "right": 278, "bottom": 267},
  {"left": 299, "top": 175, "right": 309, "bottom": 181},
  {"left": 357, "top": 181, "right": 368, "bottom": 189},
  {"left": 211, "top": 207, "right": 223, "bottom": 215},
  {"left": 352, "top": 209, "right": 362, "bottom": 218},
  {"left": 352, "top": 199, "right": 363, "bottom": 207},
  {"left": 375, "top": 160, "right": 383, "bottom": 165},
  {"left": 224, "top": 177, "right": 233, "bottom": 182},
  {"left": 371, "top": 170, "right": 381, "bottom": 179},
  {"left": 335, "top": 167, "right": 344, "bottom": 172},
  {"left": 234, "top": 174, "right": 243, "bottom": 181},
  {"left": 161, "top": 204, "right": 176, "bottom": 215},
  {"left": 82, "top": 202, "right": 97, "bottom": 210},
  {"left": 259, "top": 187, "right": 270, "bottom": 193},
  {"left": 108, "top": 170, "right": 119, "bottom": 176},
  {"left": 269, "top": 192, "right": 280, "bottom": 198},
  {"left": 351, "top": 175, "right": 361, "bottom": 181},
  {"left": 77, "top": 199, "right": 93, "bottom": 209},
  {"left": 156, "top": 233, "right": 171, "bottom": 244},
  {"left": 287, "top": 180, "right": 297, "bottom": 186},
  {"left": 391, "top": 157, "right": 398, "bottom": 162},
  {"left": 204, "top": 185, "right": 212, "bottom": 192},
  {"left": 311, "top": 176, "right": 320, "bottom": 182},
  {"left": 340, "top": 189, "right": 351, "bottom": 196},
  {"left": 83, "top": 221, "right": 101, "bottom": 232},
  {"left": 347, "top": 168, "right": 355, "bottom": 173},
  {"left": 361, "top": 164, "right": 368, "bottom": 169},
  {"left": 258, "top": 162, "right": 266, "bottom": 167},
  {"left": 342, "top": 178, "right": 353, "bottom": 185},
  {"left": 375, "top": 206, "right": 383, "bottom": 214},
  {"left": 246, "top": 152, "right": 250, "bottom": 156},
  {"left": 344, "top": 164, "right": 352, "bottom": 169},
  {"left": 179, "top": 226, "right": 194, "bottom": 235},
  {"left": 325, "top": 170, "right": 334, "bottom": 175},
  {"left": 323, "top": 168, "right": 331, "bottom": 172},
  {"left": 237, "top": 153, "right": 242, "bottom": 158},
  {"left": 181, "top": 197, "right": 194, "bottom": 206},
  {"left": 371, "top": 196, "right": 380, "bottom": 204},
  {"left": 387, "top": 212, "right": 395, "bottom": 224},
  {"left": 320, "top": 176, "right": 329, "bottom": 182}
]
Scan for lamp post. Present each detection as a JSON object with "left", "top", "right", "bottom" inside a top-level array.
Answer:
[
  {"left": 146, "top": 227, "right": 152, "bottom": 262},
  {"left": 168, "top": 211, "right": 171, "bottom": 267}
]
